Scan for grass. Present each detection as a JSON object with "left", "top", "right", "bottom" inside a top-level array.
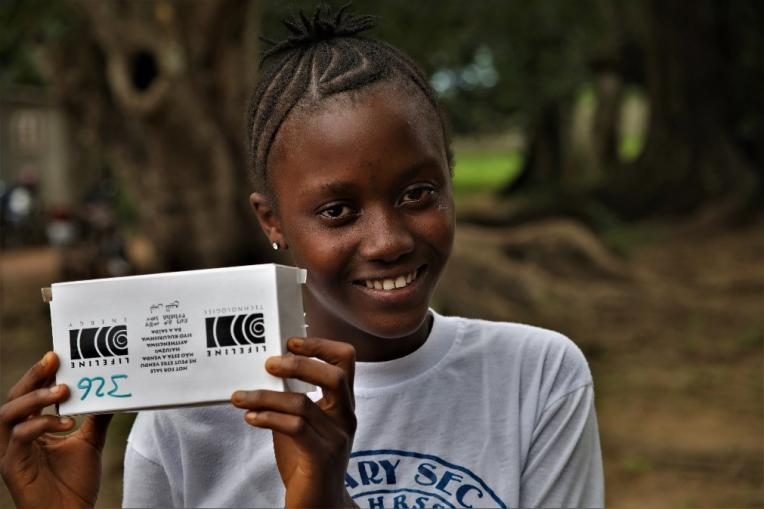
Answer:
[
  {"left": 451, "top": 150, "right": 522, "bottom": 199},
  {"left": 619, "top": 133, "right": 645, "bottom": 163}
]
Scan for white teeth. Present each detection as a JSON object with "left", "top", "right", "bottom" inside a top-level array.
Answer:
[{"left": 363, "top": 269, "right": 419, "bottom": 291}]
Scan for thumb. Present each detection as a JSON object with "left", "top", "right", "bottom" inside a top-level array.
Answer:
[{"left": 77, "top": 413, "right": 114, "bottom": 451}]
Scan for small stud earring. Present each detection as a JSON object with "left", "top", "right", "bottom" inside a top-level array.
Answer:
[{"left": 272, "top": 242, "right": 279, "bottom": 251}]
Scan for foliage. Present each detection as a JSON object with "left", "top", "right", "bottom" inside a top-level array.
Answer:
[
  {"left": 0, "top": 0, "right": 79, "bottom": 87},
  {"left": 716, "top": 1, "right": 764, "bottom": 170},
  {"left": 262, "top": 0, "right": 607, "bottom": 134},
  {"left": 3, "top": 0, "right": 761, "bottom": 229},
  {"left": 452, "top": 151, "right": 522, "bottom": 199}
]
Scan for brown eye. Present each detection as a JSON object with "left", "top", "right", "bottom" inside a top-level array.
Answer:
[
  {"left": 317, "top": 203, "right": 356, "bottom": 222},
  {"left": 399, "top": 185, "right": 436, "bottom": 206}
]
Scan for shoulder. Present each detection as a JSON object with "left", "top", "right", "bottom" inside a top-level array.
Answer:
[{"left": 438, "top": 312, "right": 594, "bottom": 407}]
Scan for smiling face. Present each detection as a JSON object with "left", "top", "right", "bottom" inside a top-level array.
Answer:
[{"left": 251, "top": 83, "right": 454, "bottom": 361}]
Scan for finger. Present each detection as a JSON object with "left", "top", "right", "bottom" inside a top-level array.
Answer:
[
  {"left": 266, "top": 356, "right": 348, "bottom": 393},
  {"left": 32, "top": 372, "right": 58, "bottom": 417},
  {"left": 39, "top": 372, "right": 56, "bottom": 392},
  {"left": 6, "top": 352, "right": 59, "bottom": 402},
  {"left": 265, "top": 355, "right": 354, "bottom": 420},
  {"left": 8, "top": 415, "right": 75, "bottom": 444},
  {"left": 4, "top": 415, "right": 75, "bottom": 462},
  {"left": 0, "top": 385, "right": 70, "bottom": 427},
  {"left": 0, "top": 384, "right": 69, "bottom": 456},
  {"left": 243, "top": 411, "right": 326, "bottom": 450},
  {"left": 231, "top": 390, "right": 342, "bottom": 441},
  {"left": 76, "top": 413, "right": 114, "bottom": 451},
  {"left": 286, "top": 337, "right": 356, "bottom": 386}
]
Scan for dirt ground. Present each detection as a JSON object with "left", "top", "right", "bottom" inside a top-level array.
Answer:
[{"left": 1, "top": 215, "right": 762, "bottom": 508}]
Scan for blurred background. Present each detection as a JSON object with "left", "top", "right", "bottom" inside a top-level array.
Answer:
[{"left": 1, "top": 0, "right": 762, "bottom": 506}]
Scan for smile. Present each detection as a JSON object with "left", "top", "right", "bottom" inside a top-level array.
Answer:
[{"left": 355, "top": 266, "right": 423, "bottom": 291}]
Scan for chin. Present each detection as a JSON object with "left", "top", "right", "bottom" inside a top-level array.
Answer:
[{"left": 350, "top": 304, "right": 431, "bottom": 340}]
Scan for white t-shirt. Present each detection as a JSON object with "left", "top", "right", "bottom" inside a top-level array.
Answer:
[{"left": 123, "top": 311, "right": 604, "bottom": 508}]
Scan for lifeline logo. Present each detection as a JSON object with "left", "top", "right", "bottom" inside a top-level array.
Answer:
[
  {"left": 69, "top": 325, "right": 129, "bottom": 368},
  {"left": 345, "top": 450, "right": 505, "bottom": 509},
  {"left": 205, "top": 313, "right": 266, "bottom": 348}
]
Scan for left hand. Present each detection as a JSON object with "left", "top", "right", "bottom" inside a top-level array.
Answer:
[
  {"left": 231, "top": 337, "right": 358, "bottom": 508},
  {"left": 0, "top": 352, "right": 113, "bottom": 509}
]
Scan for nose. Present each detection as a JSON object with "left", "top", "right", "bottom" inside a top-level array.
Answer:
[{"left": 359, "top": 206, "right": 415, "bottom": 263}]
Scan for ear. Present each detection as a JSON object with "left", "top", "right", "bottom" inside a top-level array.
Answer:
[{"left": 249, "top": 192, "right": 287, "bottom": 249}]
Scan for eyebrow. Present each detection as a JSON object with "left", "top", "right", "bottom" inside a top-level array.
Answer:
[
  {"left": 304, "top": 157, "right": 444, "bottom": 198},
  {"left": 294, "top": 179, "right": 358, "bottom": 199},
  {"left": 395, "top": 158, "right": 443, "bottom": 184},
  {"left": 316, "top": 181, "right": 357, "bottom": 196}
]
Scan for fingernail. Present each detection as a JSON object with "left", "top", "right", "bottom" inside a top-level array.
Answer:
[
  {"left": 245, "top": 411, "right": 258, "bottom": 423},
  {"left": 40, "top": 351, "right": 53, "bottom": 368},
  {"left": 265, "top": 357, "right": 281, "bottom": 370},
  {"left": 59, "top": 417, "right": 74, "bottom": 426},
  {"left": 50, "top": 384, "right": 62, "bottom": 394},
  {"left": 288, "top": 338, "right": 304, "bottom": 348},
  {"left": 231, "top": 391, "right": 243, "bottom": 403}
]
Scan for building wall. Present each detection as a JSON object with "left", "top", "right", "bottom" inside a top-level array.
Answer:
[{"left": 1, "top": 87, "right": 74, "bottom": 209}]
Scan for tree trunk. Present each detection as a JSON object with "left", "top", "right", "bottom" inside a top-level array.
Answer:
[
  {"left": 502, "top": 101, "right": 566, "bottom": 195},
  {"left": 591, "top": 70, "right": 623, "bottom": 176},
  {"left": 588, "top": 0, "right": 626, "bottom": 179},
  {"left": 38, "top": 0, "right": 273, "bottom": 270},
  {"left": 600, "top": 0, "right": 759, "bottom": 219}
]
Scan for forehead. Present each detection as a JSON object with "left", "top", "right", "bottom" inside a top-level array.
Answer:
[{"left": 268, "top": 83, "right": 447, "bottom": 193}]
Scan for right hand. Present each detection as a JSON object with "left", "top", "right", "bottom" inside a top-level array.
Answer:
[
  {"left": 0, "top": 352, "right": 112, "bottom": 509},
  {"left": 232, "top": 337, "right": 358, "bottom": 508}
]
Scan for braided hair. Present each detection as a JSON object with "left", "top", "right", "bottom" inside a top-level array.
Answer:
[{"left": 247, "top": 4, "right": 454, "bottom": 196}]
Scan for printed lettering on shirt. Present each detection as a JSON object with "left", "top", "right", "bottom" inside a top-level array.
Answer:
[{"left": 345, "top": 449, "right": 506, "bottom": 508}]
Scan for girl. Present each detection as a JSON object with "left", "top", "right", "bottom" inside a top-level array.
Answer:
[{"left": 0, "top": 6, "right": 603, "bottom": 508}]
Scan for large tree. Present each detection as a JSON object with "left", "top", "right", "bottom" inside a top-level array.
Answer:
[
  {"left": 600, "top": 0, "right": 763, "bottom": 219},
  {"left": 30, "top": 0, "right": 273, "bottom": 269},
  {"left": 498, "top": 0, "right": 763, "bottom": 222}
]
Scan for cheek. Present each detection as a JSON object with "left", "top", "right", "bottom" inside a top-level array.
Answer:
[
  {"left": 287, "top": 225, "right": 355, "bottom": 283},
  {"left": 420, "top": 198, "right": 455, "bottom": 256}
]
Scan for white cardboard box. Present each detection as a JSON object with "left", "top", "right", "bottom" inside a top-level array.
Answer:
[{"left": 47, "top": 264, "right": 310, "bottom": 415}]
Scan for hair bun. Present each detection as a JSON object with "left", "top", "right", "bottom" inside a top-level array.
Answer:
[{"left": 261, "top": 4, "right": 377, "bottom": 60}]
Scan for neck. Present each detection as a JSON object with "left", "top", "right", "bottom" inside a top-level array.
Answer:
[{"left": 302, "top": 294, "right": 432, "bottom": 363}]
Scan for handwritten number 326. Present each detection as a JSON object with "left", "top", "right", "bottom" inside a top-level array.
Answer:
[{"left": 77, "top": 374, "right": 132, "bottom": 400}]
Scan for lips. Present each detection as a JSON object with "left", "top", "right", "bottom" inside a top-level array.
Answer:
[{"left": 353, "top": 266, "right": 424, "bottom": 291}]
